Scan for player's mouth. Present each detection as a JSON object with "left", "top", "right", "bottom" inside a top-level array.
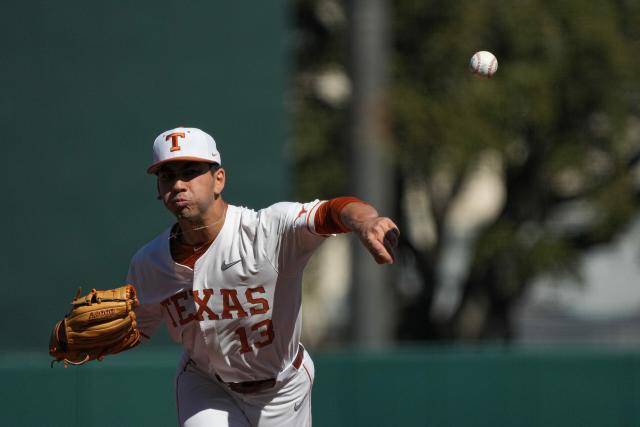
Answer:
[{"left": 173, "top": 198, "right": 189, "bottom": 208}]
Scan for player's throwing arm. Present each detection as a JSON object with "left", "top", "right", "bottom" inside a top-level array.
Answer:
[{"left": 339, "top": 201, "right": 399, "bottom": 264}]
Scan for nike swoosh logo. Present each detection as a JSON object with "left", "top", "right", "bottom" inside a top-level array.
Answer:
[
  {"left": 294, "top": 395, "right": 307, "bottom": 412},
  {"left": 221, "top": 259, "right": 242, "bottom": 271}
]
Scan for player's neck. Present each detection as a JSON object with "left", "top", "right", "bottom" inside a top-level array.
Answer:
[{"left": 177, "top": 200, "right": 228, "bottom": 247}]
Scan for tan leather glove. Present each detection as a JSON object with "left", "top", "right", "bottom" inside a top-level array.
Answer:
[{"left": 49, "top": 284, "right": 141, "bottom": 367}]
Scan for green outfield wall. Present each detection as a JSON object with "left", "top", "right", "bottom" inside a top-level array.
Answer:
[
  {"left": 3, "top": 346, "right": 639, "bottom": 427},
  {"left": 0, "top": 1, "right": 288, "bottom": 351}
]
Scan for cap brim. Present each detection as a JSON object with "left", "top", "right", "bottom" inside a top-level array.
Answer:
[{"left": 147, "top": 157, "right": 217, "bottom": 174}]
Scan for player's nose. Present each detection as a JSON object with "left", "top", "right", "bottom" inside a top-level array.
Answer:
[{"left": 171, "top": 178, "right": 188, "bottom": 192}]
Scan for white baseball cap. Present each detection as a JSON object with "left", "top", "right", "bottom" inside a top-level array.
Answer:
[{"left": 147, "top": 127, "right": 222, "bottom": 174}]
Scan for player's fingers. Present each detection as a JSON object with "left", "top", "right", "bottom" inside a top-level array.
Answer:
[
  {"left": 368, "top": 219, "right": 398, "bottom": 241},
  {"left": 358, "top": 218, "right": 400, "bottom": 264},
  {"left": 366, "top": 238, "right": 394, "bottom": 264},
  {"left": 363, "top": 218, "right": 400, "bottom": 264},
  {"left": 378, "top": 223, "right": 399, "bottom": 256}
]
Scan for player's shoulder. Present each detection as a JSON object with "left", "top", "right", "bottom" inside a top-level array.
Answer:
[
  {"left": 259, "top": 200, "right": 322, "bottom": 218},
  {"left": 231, "top": 201, "right": 303, "bottom": 222},
  {"left": 229, "top": 201, "right": 321, "bottom": 235},
  {"left": 255, "top": 200, "right": 325, "bottom": 233}
]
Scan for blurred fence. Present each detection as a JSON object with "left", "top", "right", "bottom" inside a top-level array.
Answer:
[{"left": 3, "top": 345, "right": 639, "bottom": 427}]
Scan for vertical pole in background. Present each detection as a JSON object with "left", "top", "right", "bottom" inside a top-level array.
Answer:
[{"left": 347, "top": 0, "right": 395, "bottom": 346}]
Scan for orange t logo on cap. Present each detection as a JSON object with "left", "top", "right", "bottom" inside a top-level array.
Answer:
[{"left": 166, "top": 132, "right": 186, "bottom": 152}]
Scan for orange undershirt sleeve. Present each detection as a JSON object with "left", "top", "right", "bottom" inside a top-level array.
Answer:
[{"left": 314, "top": 196, "right": 367, "bottom": 235}]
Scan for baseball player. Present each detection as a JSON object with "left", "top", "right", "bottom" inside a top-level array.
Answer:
[{"left": 127, "top": 127, "right": 399, "bottom": 427}]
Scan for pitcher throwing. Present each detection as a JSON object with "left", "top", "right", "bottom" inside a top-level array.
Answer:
[{"left": 127, "top": 127, "right": 399, "bottom": 426}]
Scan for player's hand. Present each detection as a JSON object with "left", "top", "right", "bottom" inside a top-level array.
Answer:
[{"left": 353, "top": 217, "right": 399, "bottom": 264}]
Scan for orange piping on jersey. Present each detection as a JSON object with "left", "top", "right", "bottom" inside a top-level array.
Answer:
[
  {"left": 303, "top": 363, "right": 313, "bottom": 384},
  {"left": 305, "top": 200, "right": 323, "bottom": 234},
  {"left": 314, "top": 197, "right": 366, "bottom": 235},
  {"left": 170, "top": 232, "right": 214, "bottom": 268},
  {"left": 296, "top": 206, "right": 308, "bottom": 219}
]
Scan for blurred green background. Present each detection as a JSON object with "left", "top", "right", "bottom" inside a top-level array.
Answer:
[
  {"left": 3, "top": 0, "right": 640, "bottom": 425},
  {"left": 0, "top": 0, "right": 288, "bottom": 349}
]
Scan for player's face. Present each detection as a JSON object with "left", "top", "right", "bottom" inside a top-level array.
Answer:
[{"left": 156, "top": 161, "right": 225, "bottom": 220}]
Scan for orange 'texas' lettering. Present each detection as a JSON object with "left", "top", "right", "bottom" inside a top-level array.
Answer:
[
  {"left": 221, "top": 289, "right": 248, "bottom": 319},
  {"left": 246, "top": 286, "right": 269, "bottom": 315},
  {"left": 159, "top": 287, "right": 271, "bottom": 328},
  {"left": 166, "top": 132, "right": 185, "bottom": 152},
  {"left": 192, "top": 289, "right": 219, "bottom": 321},
  {"left": 171, "top": 290, "right": 195, "bottom": 325},
  {"left": 161, "top": 299, "right": 178, "bottom": 327}
]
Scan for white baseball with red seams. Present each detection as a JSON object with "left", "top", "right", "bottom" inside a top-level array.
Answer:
[{"left": 470, "top": 50, "right": 498, "bottom": 78}]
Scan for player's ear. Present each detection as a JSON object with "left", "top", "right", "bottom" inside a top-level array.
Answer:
[{"left": 212, "top": 166, "right": 225, "bottom": 194}]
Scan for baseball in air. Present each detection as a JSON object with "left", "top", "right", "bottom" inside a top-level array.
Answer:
[{"left": 469, "top": 51, "right": 498, "bottom": 78}]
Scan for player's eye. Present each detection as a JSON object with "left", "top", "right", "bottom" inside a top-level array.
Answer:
[
  {"left": 183, "top": 168, "right": 200, "bottom": 178},
  {"left": 158, "top": 171, "right": 176, "bottom": 182}
]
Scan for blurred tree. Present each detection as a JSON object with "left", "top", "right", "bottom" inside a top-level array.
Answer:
[
  {"left": 291, "top": 0, "right": 350, "bottom": 200},
  {"left": 394, "top": 0, "right": 640, "bottom": 341},
  {"left": 292, "top": 0, "right": 640, "bottom": 341}
]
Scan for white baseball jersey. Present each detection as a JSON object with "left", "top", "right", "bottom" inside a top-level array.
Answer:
[{"left": 126, "top": 201, "right": 327, "bottom": 383}]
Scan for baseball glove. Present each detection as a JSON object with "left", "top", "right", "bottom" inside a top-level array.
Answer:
[{"left": 49, "top": 284, "right": 141, "bottom": 367}]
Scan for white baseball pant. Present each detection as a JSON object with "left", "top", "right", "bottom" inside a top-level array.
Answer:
[{"left": 176, "top": 349, "right": 314, "bottom": 427}]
